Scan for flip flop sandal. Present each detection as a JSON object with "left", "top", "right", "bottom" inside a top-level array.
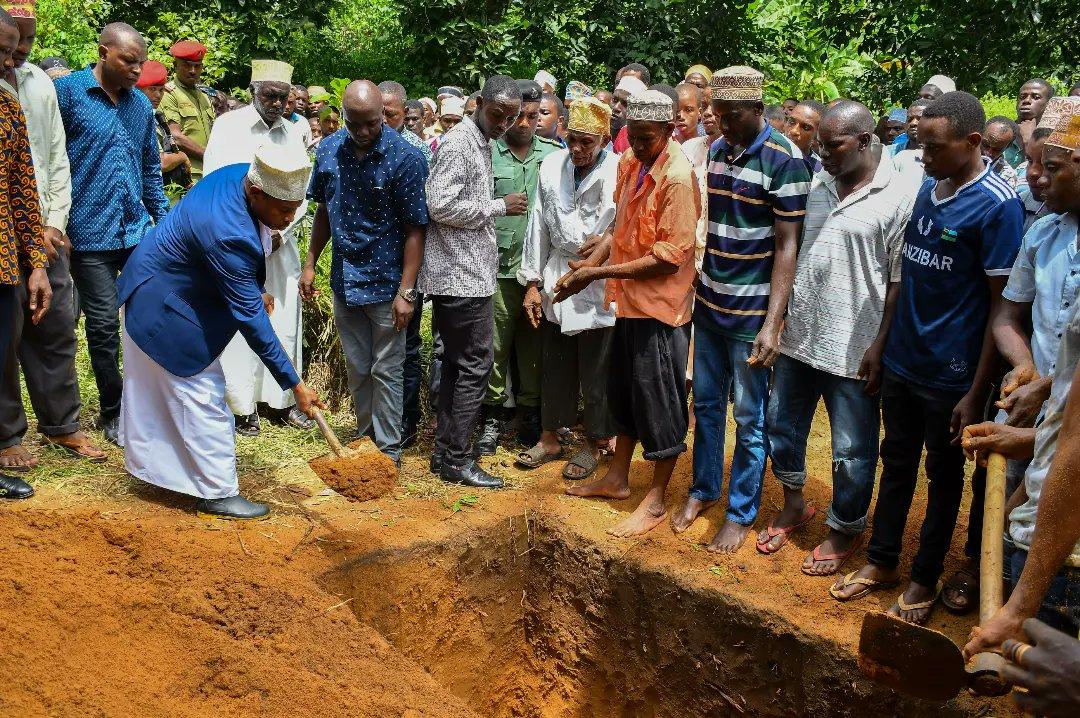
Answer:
[
  {"left": 514, "top": 445, "right": 564, "bottom": 469},
  {"left": 755, "top": 505, "right": 818, "bottom": 555},
  {"left": 41, "top": 437, "right": 108, "bottom": 464},
  {"left": 801, "top": 534, "right": 864, "bottom": 576},
  {"left": 829, "top": 571, "right": 901, "bottom": 602},
  {"left": 561, "top": 449, "right": 599, "bottom": 480},
  {"left": 891, "top": 580, "right": 945, "bottom": 626},
  {"left": 941, "top": 565, "right": 979, "bottom": 615},
  {"left": 0, "top": 447, "right": 37, "bottom": 473},
  {"left": 555, "top": 427, "right": 578, "bottom": 445}
]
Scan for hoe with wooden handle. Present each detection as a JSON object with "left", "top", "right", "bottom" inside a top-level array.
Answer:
[{"left": 857, "top": 452, "right": 1011, "bottom": 701}]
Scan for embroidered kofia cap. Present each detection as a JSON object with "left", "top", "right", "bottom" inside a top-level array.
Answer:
[
  {"left": 567, "top": 96, "right": 611, "bottom": 136},
  {"left": 250, "top": 59, "right": 294, "bottom": 85},
  {"left": 248, "top": 141, "right": 312, "bottom": 202},
  {"left": 1038, "top": 96, "right": 1080, "bottom": 132},
  {"left": 710, "top": 65, "right": 764, "bottom": 101},
  {"left": 626, "top": 89, "right": 674, "bottom": 123}
]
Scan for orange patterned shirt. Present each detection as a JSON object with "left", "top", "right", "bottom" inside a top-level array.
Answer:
[{"left": 0, "top": 87, "right": 46, "bottom": 285}]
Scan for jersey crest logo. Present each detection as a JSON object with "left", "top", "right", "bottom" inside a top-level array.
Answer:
[
  {"left": 941, "top": 228, "right": 958, "bottom": 242},
  {"left": 917, "top": 216, "right": 934, "bottom": 236}
]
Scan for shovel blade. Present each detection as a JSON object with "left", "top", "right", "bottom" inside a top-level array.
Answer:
[{"left": 858, "top": 611, "right": 966, "bottom": 702}]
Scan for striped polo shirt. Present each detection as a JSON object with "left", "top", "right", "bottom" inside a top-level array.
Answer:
[{"left": 694, "top": 123, "right": 812, "bottom": 340}]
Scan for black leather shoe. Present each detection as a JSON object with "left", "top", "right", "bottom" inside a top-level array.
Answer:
[
  {"left": 517, "top": 406, "right": 542, "bottom": 448},
  {"left": 196, "top": 495, "right": 270, "bottom": 520},
  {"left": 0, "top": 473, "right": 34, "bottom": 500},
  {"left": 235, "top": 412, "right": 260, "bottom": 436},
  {"left": 475, "top": 409, "right": 504, "bottom": 456},
  {"left": 430, "top": 451, "right": 444, "bottom": 475},
  {"left": 441, "top": 460, "right": 503, "bottom": 489},
  {"left": 99, "top": 415, "right": 121, "bottom": 447}
]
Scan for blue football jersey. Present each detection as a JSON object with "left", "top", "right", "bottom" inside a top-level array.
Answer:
[{"left": 884, "top": 165, "right": 1023, "bottom": 391}]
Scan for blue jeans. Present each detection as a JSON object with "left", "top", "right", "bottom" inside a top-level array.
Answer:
[
  {"left": 690, "top": 325, "right": 769, "bottom": 525},
  {"left": 767, "top": 354, "right": 880, "bottom": 535},
  {"left": 1009, "top": 545, "right": 1080, "bottom": 636}
]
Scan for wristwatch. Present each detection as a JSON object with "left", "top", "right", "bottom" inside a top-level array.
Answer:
[{"left": 398, "top": 287, "right": 418, "bottom": 302}]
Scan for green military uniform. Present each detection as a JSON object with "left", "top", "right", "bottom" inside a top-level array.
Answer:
[
  {"left": 159, "top": 81, "right": 215, "bottom": 180},
  {"left": 485, "top": 134, "right": 561, "bottom": 409}
]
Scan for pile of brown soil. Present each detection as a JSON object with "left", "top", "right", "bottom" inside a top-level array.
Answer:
[{"left": 308, "top": 438, "right": 398, "bottom": 502}]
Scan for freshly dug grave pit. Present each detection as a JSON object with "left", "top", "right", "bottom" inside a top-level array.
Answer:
[{"left": 323, "top": 512, "right": 982, "bottom": 718}]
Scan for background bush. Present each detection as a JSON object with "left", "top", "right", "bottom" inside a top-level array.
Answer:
[{"left": 34, "top": 0, "right": 1079, "bottom": 111}]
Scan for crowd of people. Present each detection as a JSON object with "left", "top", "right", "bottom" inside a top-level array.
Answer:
[{"left": 1, "top": 4, "right": 1080, "bottom": 712}]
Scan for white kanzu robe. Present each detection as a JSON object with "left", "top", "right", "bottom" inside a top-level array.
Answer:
[
  {"left": 518, "top": 148, "right": 619, "bottom": 334},
  {"left": 119, "top": 321, "right": 238, "bottom": 499},
  {"left": 203, "top": 105, "right": 309, "bottom": 415}
]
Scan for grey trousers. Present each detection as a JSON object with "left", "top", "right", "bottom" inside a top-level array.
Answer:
[
  {"left": 540, "top": 319, "right": 615, "bottom": 439},
  {"left": 334, "top": 295, "right": 406, "bottom": 461},
  {"left": 0, "top": 254, "right": 83, "bottom": 449}
]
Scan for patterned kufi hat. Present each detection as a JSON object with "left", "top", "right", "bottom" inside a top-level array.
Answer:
[
  {"left": 564, "top": 80, "right": 593, "bottom": 103},
  {"left": 709, "top": 65, "right": 764, "bottom": 101},
  {"left": 250, "top": 59, "right": 294, "bottom": 85},
  {"left": 2, "top": 0, "right": 35, "bottom": 18},
  {"left": 247, "top": 141, "right": 312, "bottom": 202},
  {"left": 1045, "top": 102, "right": 1080, "bottom": 153},
  {"left": 625, "top": 90, "right": 674, "bottom": 123},
  {"left": 567, "top": 96, "right": 611, "bottom": 136},
  {"left": 1038, "top": 96, "right": 1080, "bottom": 132}
]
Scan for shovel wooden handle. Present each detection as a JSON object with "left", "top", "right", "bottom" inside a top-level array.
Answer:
[
  {"left": 970, "top": 452, "right": 1009, "bottom": 695},
  {"left": 312, "top": 408, "right": 348, "bottom": 458}
]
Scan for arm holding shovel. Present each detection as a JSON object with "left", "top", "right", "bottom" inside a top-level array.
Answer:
[{"left": 964, "top": 362, "right": 1080, "bottom": 658}]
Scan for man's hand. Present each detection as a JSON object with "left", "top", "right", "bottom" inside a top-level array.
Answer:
[
  {"left": 747, "top": 322, "right": 781, "bottom": 368},
  {"left": 1001, "top": 362, "right": 1040, "bottom": 399},
  {"left": 578, "top": 234, "right": 605, "bottom": 261},
  {"left": 964, "top": 603, "right": 1027, "bottom": 660},
  {"left": 553, "top": 262, "right": 596, "bottom": 303},
  {"left": 299, "top": 265, "right": 319, "bottom": 300},
  {"left": 503, "top": 192, "right": 528, "bottom": 216},
  {"left": 1000, "top": 618, "right": 1080, "bottom": 717},
  {"left": 43, "top": 227, "right": 66, "bottom": 262},
  {"left": 950, "top": 390, "right": 984, "bottom": 444},
  {"left": 856, "top": 341, "right": 885, "bottom": 394},
  {"left": 392, "top": 295, "right": 415, "bottom": 331},
  {"left": 292, "top": 382, "right": 325, "bottom": 418},
  {"left": 998, "top": 376, "right": 1052, "bottom": 428},
  {"left": 262, "top": 293, "right": 275, "bottom": 316},
  {"left": 27, "top": 267, "right": 52, "bottom": 324},
  {"left": 523, "top": 284, "right": 543, "bottom": 328},
  {"left": 961, "top": 421, "right": 1037, "bottom": 465}
]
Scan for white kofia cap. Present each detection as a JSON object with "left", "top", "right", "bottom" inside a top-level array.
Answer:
[{"left": 247, "top": 141, "right": 312, "bottom": 202}]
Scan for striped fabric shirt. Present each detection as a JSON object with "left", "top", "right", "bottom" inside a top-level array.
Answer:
[{"left": 694, "top": 124, "right": 811, "bottom": 340}]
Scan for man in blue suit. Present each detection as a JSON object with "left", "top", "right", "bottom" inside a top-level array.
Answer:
[{"left": 117, "top": 142, "right": 323, "bottom": 520}]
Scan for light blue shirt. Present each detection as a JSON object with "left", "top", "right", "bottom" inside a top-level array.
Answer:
[{"left": 1002, "top": 212, "right": 1080, "bottom": 377}]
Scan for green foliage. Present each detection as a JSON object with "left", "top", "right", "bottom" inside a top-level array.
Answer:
[
  {"left": 33, "top": 0, "right": 111, "bottom": 67},
  {"left": 980, "top": 93, "right": 1018, "bottom": 122},
  {"left": 143, "top": 11, "right": 241, "bottom": 84}
]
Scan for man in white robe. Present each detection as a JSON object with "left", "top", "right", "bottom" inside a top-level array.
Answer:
[
  {"left": 202, "top": 58, "right": 312, "bottom": 435},
  {"left": 515, "top": 97, "right": 619, "bottom": 481},
  {"left": 117, "top": 143, "right": 323, "bottom": 520}
]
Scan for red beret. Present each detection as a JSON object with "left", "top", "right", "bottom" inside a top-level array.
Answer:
[
  {"left": 169, "top": 40, "right": 207, "bottom": 61},
  {"left": 136, "top": 60, "right": 168, "bottom": 89}
]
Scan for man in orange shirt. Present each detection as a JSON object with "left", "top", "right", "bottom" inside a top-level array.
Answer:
[{"left": 554, "top": 89, "right": 699, "bottom": 537}]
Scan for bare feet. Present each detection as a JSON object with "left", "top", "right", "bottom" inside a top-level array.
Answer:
[
  {"left": 802, "top": 529, "right": 861, "bottom": 576},
  {"left": 888, "top": 580, "right": 942, "bottom": 626},
  {"left": 608, "top": 496, "right": 667, "bottom": 537},
  {"left": 565, "top": 468, "right": 630, "bottom": 499},
  {"left": 829, "top": 563, "right": 901, "bottom": 601},
  {"left": 0, "top": 445, "right": 39, "bottom": 471},
  {"left": 42, "top": 431, "right": 107, "bottom": 462},
  {"left": 707, "top": 520, "right": 752, "bottom": 553},
  {"left": 671, "top": 496, "right": 716, "bottom": 533}
]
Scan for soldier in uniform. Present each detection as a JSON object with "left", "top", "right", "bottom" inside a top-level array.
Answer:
[{"left": 158, "top": 40, "right": 215, "bottom": 182}]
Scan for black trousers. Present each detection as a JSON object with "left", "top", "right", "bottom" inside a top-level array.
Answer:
[
  {"left": 70, "top": 248, "right": 132, "bottom": 421},
  {"left": 431, "top": 294, "right": 494, "bottom": 467},
  {"left": 0, "top": 254, "right": 83, "bottom": 448},
  {"left": 0, "top": 285, "right": 15, "bottom": 386},
  {"left": 541, "top": 319, "right": 615, "bottom": 439},
  {"left": 867, "top": 370, "right": 967, "bottom": 587},
  {"left": 607, "top": 317, "right": 690, "bottom": 461},
  {"left": 401, "top": 295, "right": 424, "bottom": 443}
]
